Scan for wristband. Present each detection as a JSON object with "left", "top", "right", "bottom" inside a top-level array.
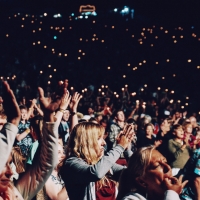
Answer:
[
  {"left": 71, "top": 111, "right": 77, "bottom": 116},
  {"left": 59, "top": 108, "right": 66, "bottom": 113},
  {"left": 25, "top": 129, "right": 30, "bottom": 134}
]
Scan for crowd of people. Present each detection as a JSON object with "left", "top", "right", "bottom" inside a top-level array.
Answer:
[
  {"left": 0, "top": 3, "right": 200, "bottom": 200},
  {"left": 0, "top": 79, "right": 200, "bottom": 200}
]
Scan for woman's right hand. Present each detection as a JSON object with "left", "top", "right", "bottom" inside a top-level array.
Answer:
[
  {"left": 116, "top": 125, "right": 134, "bottom": 149},
  {"left": 163, "top": 175, "right": 188, "bottom": 194},
  {"left": 3, "top": 81, "right": 21, "bottom": 126}
]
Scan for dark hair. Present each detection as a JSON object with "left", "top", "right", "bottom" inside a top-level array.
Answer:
[
  {"left": 19, "top": 105, "right": 27, "bottom": 110},
  {"left": 172, "top": 124, "right": 182, "bottom": 133},
  {"left": 112, "top": 109, "right": 124, "bottom": 118},
  {"left": 126, "top": 118, "right": 136, "bottom": 125}
]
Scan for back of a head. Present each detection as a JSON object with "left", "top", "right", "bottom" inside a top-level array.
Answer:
[
  {"left": 66, "top": 122, "right": 105, "bottom": 164},
  {"left": 117, "top": 146, "right": 154, "bottom": 200}
]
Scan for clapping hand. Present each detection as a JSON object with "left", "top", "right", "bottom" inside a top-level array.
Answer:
[{"left": 116, "top": 124, "right": 134, "bottom": 149}]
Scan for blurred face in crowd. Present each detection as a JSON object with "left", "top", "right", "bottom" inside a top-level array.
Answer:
[
  {"left": 138, "top": 150, "right": 172, "bottom": 197},
  {"left": 0, "top": 155, "right": 13, "bottom": 192},
  {"left": 161, "top": 119, "right": 170, "bottom": 132},
  {"left": 174, "top": 128, "right": 184, "bottom": 139},
  {"left": 189, "top": 116, "right": 197, "bottom": 128},
  {"left": 62, "top": 110, "right": 70, "bottom": 122},
  {"left": 146, "top": 125, "right": 154, "bottom": 138},
  {"left": 175, "top": 112, "right": 180, "bottom": 119},
  {"left": 21, "top": 108, "right": 27, "bottom": 121},
  {"left": 88, "top": 107, "right": 94, "bottom": 115},
  {"left": 116, "top": 111, "right": 125, "bottom": 122},
  {"left": 185, "top": 125, "right": 192, "bottom": 134},
  {"left": 96, "top": 115, "right": 103, "bottom": 123}
]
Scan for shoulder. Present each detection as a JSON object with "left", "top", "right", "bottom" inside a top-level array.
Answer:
[
  {"left": 121, "top": 192, "right": 146, "bottom": 200},
  {"left": 64, "top": 156, "right": 87, "bottom": 167}
]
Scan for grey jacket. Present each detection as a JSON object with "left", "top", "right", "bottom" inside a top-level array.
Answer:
[
  {"left": 0, "top": 122, "right": 58, "bottom": 200},
  {"left": 62, "top": 145, "right": 128, "bottom": 200},
  {"left": 0, "top": 123, "right": 18, "bottom": 173}
]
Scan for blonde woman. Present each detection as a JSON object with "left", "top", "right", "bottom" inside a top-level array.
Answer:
[
  {"left": 117, "top": 146, "right": 188, "bottom": 200},
  {"left": 60, "top": 123, "right": 133, "bottom": 200}
]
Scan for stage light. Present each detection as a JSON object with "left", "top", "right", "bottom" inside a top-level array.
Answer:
[
  {"left": 114, "top": 8, "right": 118, "bottom": 12},
  {"left": 54, "top": 36, "right": 57, "bottom": 39}
]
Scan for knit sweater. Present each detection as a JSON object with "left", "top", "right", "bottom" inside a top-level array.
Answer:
[{"left": 168, "top": 139, "right": 191, "bottom": 169}]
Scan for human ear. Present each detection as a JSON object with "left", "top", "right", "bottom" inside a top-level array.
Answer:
[{"left": 135, "top": 177, "right": 148, "bottom": 188}]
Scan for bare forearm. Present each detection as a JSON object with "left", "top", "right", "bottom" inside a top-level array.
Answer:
[
  {"left": 35, "top": 106, "right": 44, "bottom": 117},
  {"left": 16, "top": 131, "right": 29, "bottom": 141},
  {"left": 57, "top": 187, "right": 68, "bottom": 200}
]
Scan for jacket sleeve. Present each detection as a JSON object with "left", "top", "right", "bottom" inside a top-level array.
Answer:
[
  {"left": 65, "top": 145, "right": 124, "bottom": 184},
  {"left": 16, "top": 122, "right": 58, "bottom": 200},
  {"left": 164, "top": 190, "right": 180, "bottom": 200},
  {"left": 108, "top": 124, "right": 118, "bottom": 143},
  {"left": 0, "top": 123, "right": 18, "bottom": 173},
  {"left": 168, "top": 140, "right": 184, "bottom": 159}
]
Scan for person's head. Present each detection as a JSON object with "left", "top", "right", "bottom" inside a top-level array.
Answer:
[
  {"left": 19, "top": 105, "right": 28, "bottom": 121},
  {"left": 172, "top": 124, "right": 184, "bottom": 139},
  {"left": 175, "top": 111, "right": 181, "bottom": 119},
  {"left": 88, "top": 107, "right": 94, "bottom": 115},
  {"left": 189, "top": 116, "right": 197, "bottom": 128},
  {"left": 183, "top": 123, "right": 193, "bottom": 134},
  {"left": 95, "top": 113, "right": 103, "bottom": 123},
  {"left": 0, "top": 154, "right": 13, "bottom": 192},
  {"left": 114, "top": 110, "right": 125, "bottom": 122},
  {"left": 144, "top": 115, "right": 152, "bottom": 124},
  {"left": 117, "top": 147, "right": 172, "bottom": 200},
  {"left": 145, "top": 123, "right": 154, "bottom": 138},
  {"left": 160, "top": 117, "right": 173, "bottom": 132},
  {"left": 62, "top": 110, "right": 70, "bottom": 122},
  {"left": 67, "top": 122, "right": 106, "bottom": 164}
]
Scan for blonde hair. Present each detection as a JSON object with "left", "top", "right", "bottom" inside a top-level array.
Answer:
[
  {"left": 183, "top": 122, "right": 192, "bottom": 131},
  {"left": 67, "top": 122, "right": 105, "bottom": 165},
  {"left": 65, "top": 122, "right": 113, "bottom": 190},
  {"left": 117, "top": 146, "right": 155, "bottom": 200}
]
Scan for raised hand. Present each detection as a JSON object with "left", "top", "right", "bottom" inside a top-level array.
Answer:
[
  {"left": 59, "top": 91, "right": 71, "bottom": 111},
  {"left": 2, "top": 81, "right": 21, "bottom": 126},
  {"left": 38, "top": 87, "right": 63, "bottom": 122},
  {"left": 69, "top": 92, "right": 82, "bottom": 112},
  {"left": 116, "top": 124, "right": 134, "bottom": 149}
]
